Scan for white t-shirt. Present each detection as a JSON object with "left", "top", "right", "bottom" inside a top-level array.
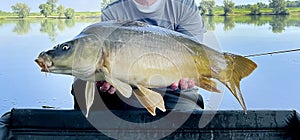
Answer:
[
  {"left": 101, "top": 0, "right": 205, "bottom": 42},
  {"left": 132, "top": 0, "right": 163, "bottom": 13}
]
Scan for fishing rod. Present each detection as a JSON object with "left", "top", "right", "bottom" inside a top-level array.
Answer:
[{"left": 244, "top": 48, "right": 300, "bottom": 58}]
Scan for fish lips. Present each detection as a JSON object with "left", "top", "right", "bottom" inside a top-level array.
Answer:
[
  {"left": 35, "top": 58, "right": 73, "bottom": 75},
  {"left": 35, "top": 58, "right": 53, "bottom": 72}
]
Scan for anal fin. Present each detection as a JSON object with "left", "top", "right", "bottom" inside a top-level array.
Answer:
[
  {"left": 198, "top": 76, "right": 221, "bottom": 93},
  {"left": 134, "top": 85, "right": 166, "bottom": 116}
]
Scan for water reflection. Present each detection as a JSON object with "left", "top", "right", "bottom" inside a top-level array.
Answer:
[
  {"left": 223, "top": 16, "right": 235, "bottom": 31},
  {"left": 205, "top": 16, "right": 215, "bottom": 30},
  {"left": 7, "top": 18, "right": 98, "bottom": 41},
  {"left": 269, "top": 16, "right": 289, "bottom": 33},
  {"left": 56, "top": 19, "right": 76, "bottom": 32},
  {"left": 40, "top": 19, "right": 76, "bottom": 42},
  {"left": 249, "top": 16, "right": 263, "bottom": 26},
  {"left": 1, "top": 15, "right": 299, "bottom": 41},
  {"left": 205, "top": 15, "right": 300, "bottom": 33},
  {"left": 40, "top": 19, "right": 58, "bottom": 42},
  {"left": 13, "top": 20, "right": 31, "bottom": 35}
]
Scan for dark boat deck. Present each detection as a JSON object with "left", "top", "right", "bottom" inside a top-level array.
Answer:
[{"left": 1, "top": 109, "right": 300, "bottom": 139}]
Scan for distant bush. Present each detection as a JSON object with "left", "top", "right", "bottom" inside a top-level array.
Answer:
[
  {"left": 223, "top": 0, "right": 235, "bottom": 16},
  {"left": 65, "top": 8, "right": 75, "bottom": 19},
  {"left": 199, "top": 0, "right": 216, "bottom": 16},
  {"left": 250, "top": 4, "right": 261, "bottom": 15},
  {"left": 39, "top": 3, "right": 52, "bottom": 17},
  {"left": 269, "top": 0, "right": 290, "bottom": 15},
  {"left": 11, "top": 3, "right": 30, "bottom": 18},
  {"left": 57, "top": 5, "right": 65, "bottom": 18}
]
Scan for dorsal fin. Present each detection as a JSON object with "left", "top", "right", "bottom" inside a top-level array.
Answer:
[{"left": 121, "top": 21, "right": 149, "bottom": 27}]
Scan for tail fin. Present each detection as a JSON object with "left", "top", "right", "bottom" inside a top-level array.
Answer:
[
  {"left": 194, "top": 51, "right": 257, "bottom": 113},
  {"left": 220, "top": 53, "right": 257, "bottom": 113}
]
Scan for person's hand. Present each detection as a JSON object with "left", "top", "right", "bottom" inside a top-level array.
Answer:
[
  {"left": 96, "top": 78, "right": 195, "bottom": 94},
  {"left": 169, "top": 78, "right": 195, "bottom": 91},
  {"left": 96, "top": 81, "right": 116, "bottom": 94}
]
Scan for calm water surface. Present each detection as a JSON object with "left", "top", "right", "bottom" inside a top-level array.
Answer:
[{"left": 0, "top": 16, "right": 299, "bottom": 115}]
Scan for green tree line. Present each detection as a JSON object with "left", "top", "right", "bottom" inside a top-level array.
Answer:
[
  {"left": 199, "top": 0, "right": 299, "bottom": 16},
  {"left": 10, "top": 0, "right": 75, "bottom": 18},
  {"left": 7, "top": 0, "right": 300, "bottom": 18}
]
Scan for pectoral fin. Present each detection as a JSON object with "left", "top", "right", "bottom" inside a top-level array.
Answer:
[
  {"left": 100, "top": 67, "right": 132, "bottom": 98},
  {"left": 104, "top": 75, "right": 132, "bottom": 98},
  {"left": 134, "top": 85, "right": 166, "bottom": 116},
  {"left": 85, "top": 81, "right": 95, "bottom": 117}
]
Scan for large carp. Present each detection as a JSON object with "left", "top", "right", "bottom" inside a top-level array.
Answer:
[{"left": 35, "top": 21, "right": 257, "bottom": 116}]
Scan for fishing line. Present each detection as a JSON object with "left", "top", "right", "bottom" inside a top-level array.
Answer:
[{"left": 244, "top": 48, "right": 300, "bottom": 58}]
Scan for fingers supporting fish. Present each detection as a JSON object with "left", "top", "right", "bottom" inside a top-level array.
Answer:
[
  {"left": 179, "top": 78, "right": 188, "bottom": 90},
  {"left": 108, "top": 87, "right": 117, "bottom": 94},
  {"left": 170, "top": 78, "right": 195, "bottom": 91},
  {"left": 187, "top": 80, "right": 195, "bottom": 88},
  {"left": 169, "top": 82, "right": 179, "bottom": 90},
  {"left": 96, "top": 81, "right": 116, "bottom": 94},
  {"left": 100, "top": 82, "right": 111, "bottom": 92}
]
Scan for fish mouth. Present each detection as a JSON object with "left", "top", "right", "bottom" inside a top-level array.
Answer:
[
  {"left": 35, "top": 58, "right": 53, "bottom": 72},
  {"left": 35, "top": 58, "right": 72, "bottom": 74}
]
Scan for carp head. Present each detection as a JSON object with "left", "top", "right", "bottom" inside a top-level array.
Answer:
[
  {"left": 35, "top": 34, "right": 103, "bottom": 81},
  {"left": 35, "top": 40, "right": 75, "bottom": 75}
]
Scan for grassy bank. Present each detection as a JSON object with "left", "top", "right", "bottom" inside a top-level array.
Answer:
[
  {"left": 213, "top": 7, "right": 300, "bottom": 16},
  {"left": 1, "top": 8, "right": 300, "bottom": 20},
  {"left": 0, "top": 11, "right": 100, "bottom": 20}
]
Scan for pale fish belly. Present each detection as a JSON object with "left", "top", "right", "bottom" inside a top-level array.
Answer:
[{"left": 108, "top": 38, "right": 199, "bottom": 88}]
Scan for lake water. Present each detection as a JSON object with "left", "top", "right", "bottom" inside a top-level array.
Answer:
[{"left": 0, "top": 16, "right": 299, "bottom": 116}]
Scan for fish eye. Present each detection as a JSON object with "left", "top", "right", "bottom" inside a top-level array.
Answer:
[{"left": 61, "top": 44, "right": 70, "bottom": 51}]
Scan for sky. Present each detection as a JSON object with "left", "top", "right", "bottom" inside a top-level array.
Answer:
[{"left": 0, "top": 0, "right": 270, "bottom": 12}]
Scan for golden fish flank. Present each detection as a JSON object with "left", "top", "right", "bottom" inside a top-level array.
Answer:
[{"left": 35, "top": 21, "right": 257, "bottom": 116}]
